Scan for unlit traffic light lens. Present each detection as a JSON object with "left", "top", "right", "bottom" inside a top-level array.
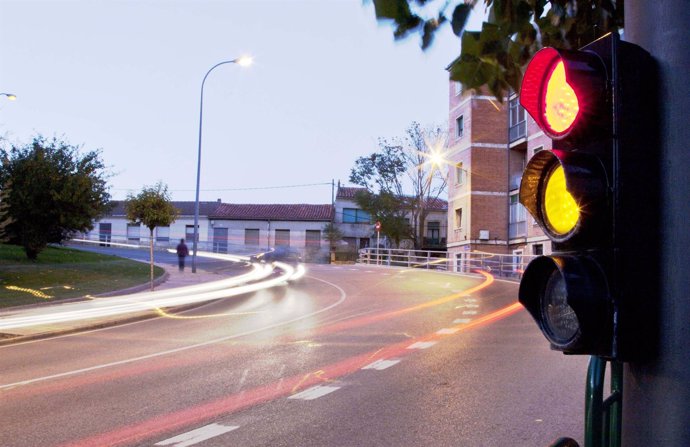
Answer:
[
  {"left": 542, "top": 269, "right": 580, "bottom": 344},
  {"left": 543, "top": 165, "right": 579, "bottom": 236},
  {"left": 544, "top": 61, "right": 580, "bottom": 134}
]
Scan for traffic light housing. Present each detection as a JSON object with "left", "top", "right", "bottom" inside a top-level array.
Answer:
[{"left": 517, "top": 33, "right": 658, "bottom": 361}]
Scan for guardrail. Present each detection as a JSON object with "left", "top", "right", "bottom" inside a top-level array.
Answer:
[{"left": 358, "top": 247, "right": 538, "bottom": 282}]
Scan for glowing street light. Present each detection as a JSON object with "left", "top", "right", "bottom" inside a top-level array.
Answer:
[
  {"left": 1, "top": 93, "right": 17, "bottom": 101},
  {"left": 192, "top": 56, "right": 253, "bottom": 273}
]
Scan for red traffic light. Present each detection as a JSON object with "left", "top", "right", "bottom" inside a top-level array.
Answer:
[
  {"left": 520, "top": 47, "right": 609, "bottom": 141},
  {"left": 375, "top": 221, "right": 381, "bottom": 231}
]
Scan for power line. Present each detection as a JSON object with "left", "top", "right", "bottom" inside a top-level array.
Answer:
[{"left": 111, "top": 182, "right": 333, "bottom": 192}]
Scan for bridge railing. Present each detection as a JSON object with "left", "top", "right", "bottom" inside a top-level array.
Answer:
[{"left": 357, "top": 247, "right": 538, "bottom": 282}]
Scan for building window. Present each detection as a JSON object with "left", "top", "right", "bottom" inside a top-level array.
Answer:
[
  {"left": 533, "top": 145, "right": 544, "bottom": 156},
  {"left": 245, "top": 228, "right": 260, "bottom": 246},
  {"left": 426, "top": 221, "right": 441, "bottom": 245},
  {"left": 455, "top": 162, "right": 465, "bottom": 185},
  {"left": 305, "top": 230, "right": 321, "bottom": 248},
  {"left": 456, "top": 115, "right": 464, "bottom": 138},
  {"left": 185, "top": 225, "right": 198, "bottom": 242},
  {"left": 509, "top": 95, "right": 526, "bottom": 142},
  {"left": 156, "top": 226, "right": 170, "bottom": 243},
  {"left": 533, "top": 244, "right": 544, "bottom": 256},
  {"left": 455, "top": 208, "right": 463, "bottom": 229},
  {"left": 275, "top": 229, "right": 290, "bottom": 246},
  {"left": 342, "top": 208, "right": 371, "bottom": 223},
  {"left": 127, "top": 223, "right": 140, "bottom": 243},
  {"left": 454, "top": 81, "right": 463, "bottom": 96}
]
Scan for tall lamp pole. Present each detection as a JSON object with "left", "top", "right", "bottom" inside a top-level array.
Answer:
[{"left": 192, "top": 56, "right": 252, "bottom": 273}]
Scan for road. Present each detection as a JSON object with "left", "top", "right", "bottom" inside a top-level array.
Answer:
[{"left": 0, "top": 263, "right": 589, "bottom": 447}]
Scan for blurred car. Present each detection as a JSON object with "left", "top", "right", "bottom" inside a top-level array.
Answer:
[{"left": 253, "top": 246, "right": 303, "bottom": 264}]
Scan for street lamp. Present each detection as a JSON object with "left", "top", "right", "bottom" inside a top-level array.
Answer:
[
  {"left": 191, "top": 56, "right": 252, "bottom": 273},
  {"left": 1, "top": 93, "right": 17, "bottom": 101}
]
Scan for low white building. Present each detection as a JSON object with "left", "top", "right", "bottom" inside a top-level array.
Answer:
[{"left": 84, "top": 200, "right": 333, "bottom": 262}]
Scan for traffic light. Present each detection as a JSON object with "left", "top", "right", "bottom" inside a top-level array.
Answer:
[{"left": 517, "top": 33, "right": 658, "bottom": 360}]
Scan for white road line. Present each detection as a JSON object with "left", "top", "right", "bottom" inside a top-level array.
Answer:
[
  {"left": 462, "top": 310, "right": 479, "bottom": 315},
  {"left": 407, "top": 341, "right": 437, "bottom": 350},
  {"left": 289, "top": 385, "right": 341, "bottom": 400},
  {"left": 436, "top": 328, "right": 460, "bottom": 335},
  {"left": 464, "top": 298, "right": 478, "bottom": 303},
  {"left": 362, "top": 359, "right": 401, "bottom": 370},
  {"left": 155, "top": 423, "right": 239, "bottom": 447},
  {"left": 455, "top": 304, "right": 479, "bottom": 309},
  {"left": 453, "top": 318, "right": 472, "bottom": 324}
]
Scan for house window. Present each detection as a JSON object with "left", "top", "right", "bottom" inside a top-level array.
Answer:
[
  {"left": 185, "top": 225, "right": 198, "bottom": 243},
  {"left": 156, "top": 226, "right": 170, "bottom": 243},
  {"left": 245, "top": 228, "right": 260, "bottom": 246},
  {"left": 455, "top": 162, "right": 465, "bottom": 185},
  {"left": 127, "top": 223, "right": 140, "bottom": 243},
  {"left": 454, "top": 81, "right": 463, "bottom": 96},
  {"left": 275, "top": 229, "right": 290, "bottom": 246},
  {"left": 533, "top": 145, "right": 544, "bottom": 156},
  {"left": 305, "top": 230, "right": 321, "bottom": 248},
  {"left": 427, "top": 221, "right": 440, "bottom": 244},
  {"left": 456, "top": 115, "right": 464, "bottom": 138},
  {"left": 533, "top": 243, "right": 544, "bottom": 255},
  {"left": 342, "top": 208, "right": 371, "bottom": 223},
  {"left": 455, "top": 208, "right": 463, "bottom": 229}
]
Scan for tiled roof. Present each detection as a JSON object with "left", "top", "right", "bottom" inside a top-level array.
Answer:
[
  {"left": 105, "top": 200, "right": 223, "bottom": 217},
  {"left": 211, "top": 204, "right": 334, "bottom": 221},
  {"left": 336, "top": 186, "right": 368, "bottom": 200}
]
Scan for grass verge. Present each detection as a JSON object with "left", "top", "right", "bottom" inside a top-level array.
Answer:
[{"left": 0, "top": 244, "right": 164, "bottom": 308}]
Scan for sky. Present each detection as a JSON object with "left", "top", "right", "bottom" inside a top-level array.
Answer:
[{"left": 0, "top": 0, "right": 483, "bottom": 205}]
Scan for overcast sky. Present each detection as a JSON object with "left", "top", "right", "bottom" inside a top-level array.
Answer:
[{"left": 0, "top": 0, "right": 482, "bottom": 204}]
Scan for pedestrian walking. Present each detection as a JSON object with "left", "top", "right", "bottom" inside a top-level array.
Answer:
[{"left": 176, "top": 238, "right": 189, "bottom": 272}]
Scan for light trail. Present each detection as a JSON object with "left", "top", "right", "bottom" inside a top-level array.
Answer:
[{"left": 0, "top": 253, "right": 303, "bottom": 331}]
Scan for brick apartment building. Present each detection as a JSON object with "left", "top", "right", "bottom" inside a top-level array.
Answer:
[{"left": 445, "top": 77, "right": 552, "bottom": 270}]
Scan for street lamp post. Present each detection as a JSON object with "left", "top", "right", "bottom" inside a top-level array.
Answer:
[{"left": 192, "top": 56, "right": 252, "bottom": 273}]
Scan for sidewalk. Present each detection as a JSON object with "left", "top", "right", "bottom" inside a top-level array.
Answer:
[{"left": 0, "top": 262, "right": 228, "bottom": 345}]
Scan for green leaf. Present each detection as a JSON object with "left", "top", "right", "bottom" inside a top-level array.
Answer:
[{"left": 451, "top": 4, "right": 472, "bottom": 36}]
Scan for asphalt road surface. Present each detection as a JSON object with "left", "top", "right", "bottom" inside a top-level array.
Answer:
[{"left": 0, "top": 262, "right": 589, "bottom": 447}]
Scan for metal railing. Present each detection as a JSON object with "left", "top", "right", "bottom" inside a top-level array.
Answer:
[{"left": 358, "top": 247, "right": 537, "bottom": 281}]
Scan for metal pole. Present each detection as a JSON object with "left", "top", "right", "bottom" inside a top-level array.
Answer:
[{"left": 192, "top": 59, "right": 240, "bottom": 273}]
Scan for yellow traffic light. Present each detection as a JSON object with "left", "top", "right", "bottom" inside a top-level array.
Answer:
[{"left": 543, "top": 165, "right": 579, "bottom": 235}]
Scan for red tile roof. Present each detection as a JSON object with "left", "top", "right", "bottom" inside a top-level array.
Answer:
[
  {"left": 211, "top": 204, "right": 334, "bottom": 221},
  {"left": 336, "top": 186, "right": 368, "bottom": 200}
]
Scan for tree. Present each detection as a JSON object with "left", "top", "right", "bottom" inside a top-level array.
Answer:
[
  {"left": 0, "top": 136, "right": 111, "bottom": 260},
  {"left": 371, "top": 0, "right": 623, "bottom": 100},
  {"left": 125, "top": 182, "right": 178, "bottom": 291},
  {"left": 350, "top": 122, "right": 448, "bottom": 249},
  {"left": 322, "top": 222, "right": 344, "bottom": 262}
]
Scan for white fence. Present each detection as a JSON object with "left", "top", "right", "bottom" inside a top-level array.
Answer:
[{"left": 358, "top": 247, "right": 537, "bottom": 282}]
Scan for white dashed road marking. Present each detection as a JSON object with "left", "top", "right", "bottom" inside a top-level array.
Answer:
[
  {"left": 407, "top": 341, "right": 437, "bottom": 350},
  {"left": 454, "top": 318, "right": 472, "bottom": 324},
  {"left": 436, "top": 328, "right": 460, "bottom": 335},
  {"left": 289, "top": 385, "right": 341, "bottom": 400},
  {"left": 362, "top": 359, "right": 401, "bottom": 370},
  {"left": 462, "top": 310, "right": 479, "bottom": 315},
  {"left": 155, "top": 423, "right": 239, "bottom": 447}
]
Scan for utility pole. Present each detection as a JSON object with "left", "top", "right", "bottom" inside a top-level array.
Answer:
[{"left": 624, "top": 2, "right": 690, "bottom": 445}]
